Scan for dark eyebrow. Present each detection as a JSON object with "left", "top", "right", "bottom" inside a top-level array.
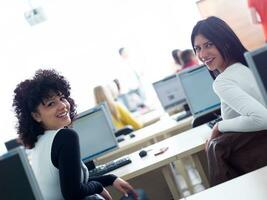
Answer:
[
  {"left": 194, "top": 40, "right": 212, "bottom": 48},
  {"left": 203, "top": 41, "right": 212, "bottom": 45}
]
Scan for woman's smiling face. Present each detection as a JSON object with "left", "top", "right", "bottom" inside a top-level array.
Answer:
[
  {"left": 31, "top": 93, "right": 71, "bottom": 130},
  {"left": 193, "top": 34, "right": 228, "bottom": 72}
]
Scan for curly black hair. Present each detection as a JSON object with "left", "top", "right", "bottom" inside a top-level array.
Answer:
[{"left": 12, "top": 69, "right": 77, "bottom": 149}]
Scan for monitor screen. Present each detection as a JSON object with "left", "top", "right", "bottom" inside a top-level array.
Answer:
[
  {"left": 72, "top": 103, "right": 118, "bottom": 162},
  {"left": 153, "top": 74, "right": 186, "bottom": 110},
  {"left": 117, "top": 88, "right": 145, "bottom": 112},
  {"left": 0, "top": 148, "right": 44, "bottom": 200},
  {"left": 178, "top": 65, "right": 220, "bottom": 117},
  {"left": 244, "top": 45, "right": 267, "bottom": 105}
]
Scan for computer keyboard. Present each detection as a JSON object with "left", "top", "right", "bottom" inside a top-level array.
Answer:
[
  {"left": 89, "top": 157, "right": 132, "bottom": 177},
  {"left": 207, "top": 116, "right": 222, "bottom": 129},
  {"left": 175, "top": 111, "right": 192, "bottom": 122}
]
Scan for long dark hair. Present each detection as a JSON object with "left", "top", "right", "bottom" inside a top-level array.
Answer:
[
  {"left": 191, "top": 16, "right": 248, "bottom": 76},
  {"left": 12, "top": 69, "right": 77, "bottom": 148}
]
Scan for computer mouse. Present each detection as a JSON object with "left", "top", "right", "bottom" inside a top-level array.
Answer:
[
  {"left": 129, "top": 133, "right": 136, "bottom": 138},
  {"left": 139, "top": 150, "right": 147, "bottom": 158}
]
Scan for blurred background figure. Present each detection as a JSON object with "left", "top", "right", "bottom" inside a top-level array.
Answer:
[
  {"left": 116, "top": 48, "right": 151, "bottom": 114},
  {"left": 171, "top": 49, "right": 183, "bottom": 72},
  {"left": 117, "top": 47, "right": 143, "bottom": 94},
  {"left": 94, "top": 85, "right": 143, "bottom": 131},
  {"left": 247, "top": 0, "right": 267, "bottom": 42},
  {"left": 180, "top": 49, "right": 199, "bottom": 70}
]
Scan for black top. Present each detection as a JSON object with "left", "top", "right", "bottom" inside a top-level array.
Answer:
[{"left": 51, "top": 128, "right": 117, "bottom": 200}]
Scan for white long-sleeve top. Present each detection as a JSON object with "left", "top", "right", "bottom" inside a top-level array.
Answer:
[{"left": 213, "top": 62, "right": 267, "bottom": 132}]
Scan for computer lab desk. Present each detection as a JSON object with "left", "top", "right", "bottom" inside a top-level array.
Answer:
[
  {"left": 109, "top": 124, "right": 211, "bottom": 200},
  {"left": 135, "top": 109, "right": 163, "bottom": 127},
  {"left": 186, "top": 165, "right": 267, "bottom": 200},
  {"left": 97, "top": 114, "right": 193, "bottom": 164}
]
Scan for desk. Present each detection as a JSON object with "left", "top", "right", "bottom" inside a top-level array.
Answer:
[
  {"left": 110, "top": 124, "right": 211, "bottom": 200},
  {"left": 186, "top": 166, "right": 267, "bottom": 200},
  {"left": 135, "top": 109, "right": 163, "bottom": 127},
  {"left": 97, "top": 115, "right": 193, "bottom": 163}
]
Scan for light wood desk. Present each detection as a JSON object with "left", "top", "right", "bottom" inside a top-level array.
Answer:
[
  {"left": 97, "top": 114, "right": 193, "bottom": 163},
  {"left": 135, "top": 109, "right": 163, "bottom": 127},
  {"left": 109, "top": 124, "right": 211, "bottom": 200},
  {"left": 186, "top": 166, "right": 267, "bottom": 200}
]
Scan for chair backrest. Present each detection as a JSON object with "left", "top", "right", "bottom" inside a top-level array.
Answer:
[{"left": 114, "top": 125, "right": 134, "bottom": 137}]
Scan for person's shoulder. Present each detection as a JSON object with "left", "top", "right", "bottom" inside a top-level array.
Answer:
[
  {"left": 220, "top": 63, "right": 248, "bottom": 77},
  {"left": 56, "top": 128, "right": 79, "bottom": 141}
]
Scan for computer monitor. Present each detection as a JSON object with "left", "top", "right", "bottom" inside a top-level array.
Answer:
[
  {"left": 4, "top": 138, "right": 22, "bottom": 151},
  {"left": 244, "top": 45, "right": 267, "bottom": 105},
  {"left": 178, "top": 65, "right": 221, "bottom": 125},
  {"left": 153, "top": 74, "right": 187, "bottom": 112},
  {"left": 0, "top": 147, "right": 44, "bottom": 200},
  {"left": 117, "top": 88, "right": 145, "bottom": 112},
  {"left": 72, "top": 102, "right": 118, "bottom": 163}
]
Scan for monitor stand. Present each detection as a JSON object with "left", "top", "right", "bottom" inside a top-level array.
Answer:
[
  {"left": 192, "top": 108, "right": 221, "bottom": 128},
  {"left": 175, "top": 104, "right": 192, "bottom": 122}
]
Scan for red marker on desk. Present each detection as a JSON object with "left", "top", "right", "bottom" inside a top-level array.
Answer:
[{"left": 154, "top": 147, "right": 169, "bottom": 156}]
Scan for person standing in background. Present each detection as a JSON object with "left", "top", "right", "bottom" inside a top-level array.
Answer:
[
  {"left": 117, "top": 47, "right": 142, "bottom": 94},
  {"left": 247, "top": 0, "right": 267, "bottom": 42}
]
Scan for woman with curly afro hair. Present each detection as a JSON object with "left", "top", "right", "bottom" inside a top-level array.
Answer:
[{"left": 13, "top": 69, "right": 138, "bottom": 200}]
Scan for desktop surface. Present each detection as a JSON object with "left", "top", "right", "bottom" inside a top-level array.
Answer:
[
  {"left": 96, "top": 115, "right": 193, "bottom": 164},
  {"left": 187, "top": 165, "right": 267, "bottom": 200},
  {"left": 110, "top": 124, "right": 211, "bottom": 180}
]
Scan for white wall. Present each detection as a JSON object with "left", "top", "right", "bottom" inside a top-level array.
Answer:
[{"left": 0, "top": 0, "right": 200, "bottom": 154}]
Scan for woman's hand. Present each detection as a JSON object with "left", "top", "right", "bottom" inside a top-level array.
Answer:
[
  {"left": 205, "top": 123, "right": 221, "bottom": 151},
  {"left": 100, "top": 188, "right": 112, "bottom": 200},
  {"left": 113, "top": 178, "right": 138, "bottom": 199}
]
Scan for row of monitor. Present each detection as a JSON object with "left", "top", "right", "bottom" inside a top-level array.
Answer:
[
  {"left": 153, "top": 64, "right": 220, "bottom": 120},
  {"left": 1, "top": 45, "right": 267, "bottom": 200},
  {"left": 73, "top": 43, "right": 267, "bottom": 165},
  {"left": 153, "top": 45, "right": 267, "bottom": 123},
  {"left": 4, "top": 44, "right": 267, "bottom": 169}
]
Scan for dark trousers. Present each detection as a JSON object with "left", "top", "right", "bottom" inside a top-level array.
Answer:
[{"left": 207, "top": 130, "right": 267, "bottom": 186}]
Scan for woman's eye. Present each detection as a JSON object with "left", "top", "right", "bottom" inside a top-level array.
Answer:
[
  {"left": 206, "top": 42, "right": 213, "bottom": 48},
  {"left": 60, "top": 96, "right": 67, "bottom": 101},
  {"left": 194, "top": 46, "right": 200, "bottom": 52},
  {"left": 47, "top": 102, "right": 55, "bottom": 107}
]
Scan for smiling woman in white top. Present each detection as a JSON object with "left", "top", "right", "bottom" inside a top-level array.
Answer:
[
  {"left": 191, "top": 16, "right": 267, "bottom": 139},
  {"left": 190, "top": 16, "right": 267, "bottom": 186},
  {"left": 12, "top": 69, "right": 138, "bottom": 200}
]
